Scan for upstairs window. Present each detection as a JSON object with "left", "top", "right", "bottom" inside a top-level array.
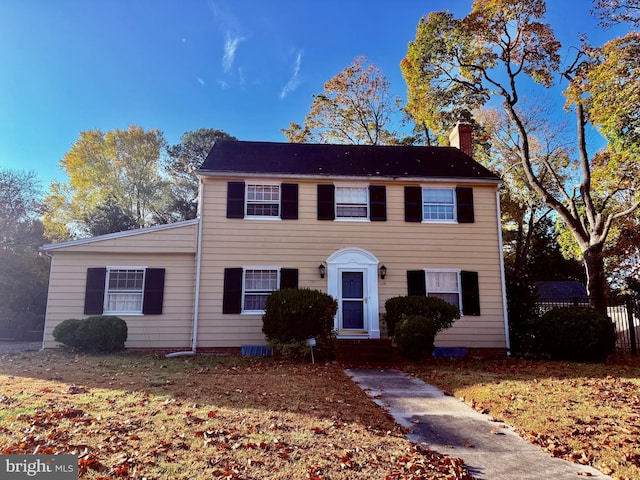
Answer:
[
  {"left": 336, "top": 186, "right": 368, "bottom": 219},
  {"left": 404, "top": 186, "right": 474, "bottom": 223},
  {"left": 246, "top": 184, "right": 280, "bottom": 217},
  {"left": 423, "top": 188, "right": 455, "bottom": 221}
]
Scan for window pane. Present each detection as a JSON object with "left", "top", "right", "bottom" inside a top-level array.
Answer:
[
  {"left": 247, "top": 204, "right": 279, "bottom": 216},
  {"left": 245, "top": 270, "right": 278, "bottom": 290},
  {"left": 427, "top": 271, "right": 458, "bottom": 292},
  {"left": 337, "top": 205, "right": 368, "bottom": 217},
  {"left": 336, "top": 187, "right": 367, "bottom": 203},
  {"left": 108, "top": 269, "right": 143, "bottom": 290},
  {"left": 428, "top": 292, "right": 459, "bottom": 306},
  {"left": 244, "top": 294, "right": 269, "bottom": 311},
  {"left": 107, "top": 293, "right": 143, "bottom": 312},
  {"left": 248, "top": 184, "right": 280, "bottom": 201}
]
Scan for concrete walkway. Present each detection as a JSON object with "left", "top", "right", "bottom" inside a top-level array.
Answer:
[{"left": 345, "top": 368, "right": 612, "bottom": 480}]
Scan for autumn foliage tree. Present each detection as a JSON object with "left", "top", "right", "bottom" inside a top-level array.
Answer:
[
  {"left": 165, "top": 128, "right": 236, "bottom": 221},
  {"left": 44, "top": 125, "right": 169, "bottom": 240},
  {"left": 401, "top": 0, "right": 639, "bottom": 312},
  {"left": 282, "top": 56, "right": 401, "bottom": 145}
]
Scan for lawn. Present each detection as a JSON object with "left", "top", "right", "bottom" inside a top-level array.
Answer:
[
  {"left": 404, "top": 355, "right": 640, "bottom": 480},
  {"left": 0, "top": 350, "right": 470, "bottom": 480}
]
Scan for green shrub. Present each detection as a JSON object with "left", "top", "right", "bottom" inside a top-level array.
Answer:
[
  {"left": 262, "top": 289, "right": 337, "bottom": 360},
  {"left": 383, "top": 296, "right": 459, "bottom": 337},
  {"left": 52, "top": 316, "right": 127, "bottom": 353},
  {"left": 395, "top": 315, "right": 437, "bottom": 361},
  {"left": 535, "top": 307, "right": 616, "bottom": 362},
  {"left": 52, "top": 318, "right": 82, "bottom": 348}
]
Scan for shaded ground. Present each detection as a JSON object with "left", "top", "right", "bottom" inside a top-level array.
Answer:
[{"left": 0, "top": 350, "right": 471, "bottom": 480}]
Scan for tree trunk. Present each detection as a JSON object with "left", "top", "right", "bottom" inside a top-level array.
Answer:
[{"left": 583, "top": 245, "right": 608, "bottom": 314}]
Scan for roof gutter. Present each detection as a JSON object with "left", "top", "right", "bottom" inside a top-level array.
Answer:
[
  {"left": 196, "top": 170, "right": 502, "bottom": 185},
  {"left": 166, "top": 178, "right": 204, "bottom": 358}
]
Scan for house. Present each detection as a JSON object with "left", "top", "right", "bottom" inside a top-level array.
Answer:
[
  {"left": 535, "top": 281, "right": 590, "bottom": 313},
  {"left": 41, "top": 124, "right": 510, "bottom": 356}
]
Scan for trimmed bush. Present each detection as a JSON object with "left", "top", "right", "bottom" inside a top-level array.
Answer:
[
  {"left": 535, "top": 307, "right": 616, "bottom": 362},
  {"left": 395, "top": 315, "right": 437, "bottom": 361},
  {"left": 384, "top": 296, "right": 460, "bottom": 337},
  {"left": 51, "top": 318, "right": 82, "bottom": 348},
  {"left": 262, "top": 288, "right": 337, "bottom": 360},
  {"left": 52, "top": 316, "right": 127, "bottom": 353}
]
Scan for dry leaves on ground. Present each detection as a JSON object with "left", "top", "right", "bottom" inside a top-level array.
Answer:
[
  {"left": 409, "top": 356, "right": 640, "bottom": 480},
  {"left": 0, "top": 351, "right": 473, "bottom": 480}
]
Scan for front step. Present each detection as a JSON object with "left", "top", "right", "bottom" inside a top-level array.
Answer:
[{"left": 335, "top": 338, "right": 393, "bottom": 364}]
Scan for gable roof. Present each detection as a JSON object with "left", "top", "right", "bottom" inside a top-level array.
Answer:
[
  {"left": 41, "top": 219, "right": 198, "bottom": 251},
  {"left": 197, "top": 141, "right": 501, "bottom": 182}
]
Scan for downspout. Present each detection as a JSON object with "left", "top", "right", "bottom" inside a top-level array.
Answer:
[
  {"left": 40, "top": 250, "right": 54, "bottom": 352},
  {"left": 166, "top": 177, "right": 204, "bottom": 358},
  {"left": 496, "top": 187, "right": 511, "bottom": 354}
]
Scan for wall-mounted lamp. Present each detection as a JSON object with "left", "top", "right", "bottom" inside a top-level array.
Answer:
[
  {"left": 380, "top": 265, "right": 387, "bottom": 279},
  {"left": 318, "top": 264, "right": 326, "bottom": 279}
]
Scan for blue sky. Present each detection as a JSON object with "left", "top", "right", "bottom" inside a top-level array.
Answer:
[{"left": 0, "top": 1, "right": 625, "bottom": 187}]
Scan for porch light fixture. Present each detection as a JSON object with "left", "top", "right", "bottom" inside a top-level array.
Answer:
[
  {"left": 380, "top": 265, "right": 387, "bottom": 279},
  {"left": 318, "top": 264, "right": 326, "bottom": 278}
]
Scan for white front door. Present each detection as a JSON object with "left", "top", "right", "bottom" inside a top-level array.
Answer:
[{"left": 326, "top": 247, "right": 380, "bottom": 339}]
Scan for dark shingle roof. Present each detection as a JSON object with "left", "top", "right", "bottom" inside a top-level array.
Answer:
[{"left": 197, "top": 141, "right": 500, "bottom": 181}]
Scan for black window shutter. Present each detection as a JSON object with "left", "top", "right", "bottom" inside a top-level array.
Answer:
[
  {"left": 281, "top": 183, "right": 299, "bottom": 220},
  {"left": 226, "top": 182, "right": 245, "bottom": 219},
  {"left": 317, "top": 184, "right": 335, "bottom": 220},
  {"left": 407, "top": 270, "right": 427, "bottom": 296},
  {"left": 456, "top": 187, "right": 474, "bottom": 223},
  {"left": 84, "top": 268, "right": 106, "bottom": 315},
  {"left": 369, "top": 185, "right": 387, "bottom": 221},
  {"left": 461, "top": 271, "right": 480, "bottom": 316},
  {"left": 142, "top": 268, "right": 165, "bottom": 315},
  {"left": 222, "top": 268, "right": 243, "bottom": 314},
  {"left": 404, "top": 186, "right": 422, "bottom": 222},
  {"left": 280, "top": 268, "right": 299, "bottom": 289}
]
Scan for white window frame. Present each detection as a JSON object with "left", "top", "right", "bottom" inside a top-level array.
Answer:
[
  {"left": 335, "top": 184, "right": 370, "bottom": 221},
  {"left": 424, "top": 268, "right": 462, "bottom": 312},
  {"left": 241, "top": 266, "right": 281, "bottom": 314},
  {"left": 104, "top": 266, "right": 146, "bottom": 315},
  {"left": 422, "top": 187, "right": 456, "bottom": 223},
  {"left": 245, "top": 182, "right": 281, "bottom": 220}
]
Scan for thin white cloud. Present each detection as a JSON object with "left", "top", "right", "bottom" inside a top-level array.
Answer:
[
  {"left": 280, "top": 50, "right": 303, "bottom": 100},
  {"left": 217, "top": 80, "right": 230, "bottom": 89},
  {"left": 195, "top": 75, "right": 206, "bottom": 87},
  {"left": 223, "top": 33, "right": 245, "bottom": 73}
]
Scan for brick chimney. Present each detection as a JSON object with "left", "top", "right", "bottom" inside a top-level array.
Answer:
[{"left": 448, "top": 122, "right": 473, "bottom": 158}]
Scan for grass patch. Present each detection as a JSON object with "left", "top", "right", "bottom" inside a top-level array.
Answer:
[
  {"left": 404, "top": 355, "right": 640, "bottom": 480},
  {"left": 0, "top": 350, "right": 472, "bottom": 480}
]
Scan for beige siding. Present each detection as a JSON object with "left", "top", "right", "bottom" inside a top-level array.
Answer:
[
  {"left": 43, "top": 223, "right": 197, "bottom": 350},
  {"left": 196, "top": 177, "right": 507, "bottom": 349},
  {"left": 45, "top": 222, "right": 197, "bottom": 254}
]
